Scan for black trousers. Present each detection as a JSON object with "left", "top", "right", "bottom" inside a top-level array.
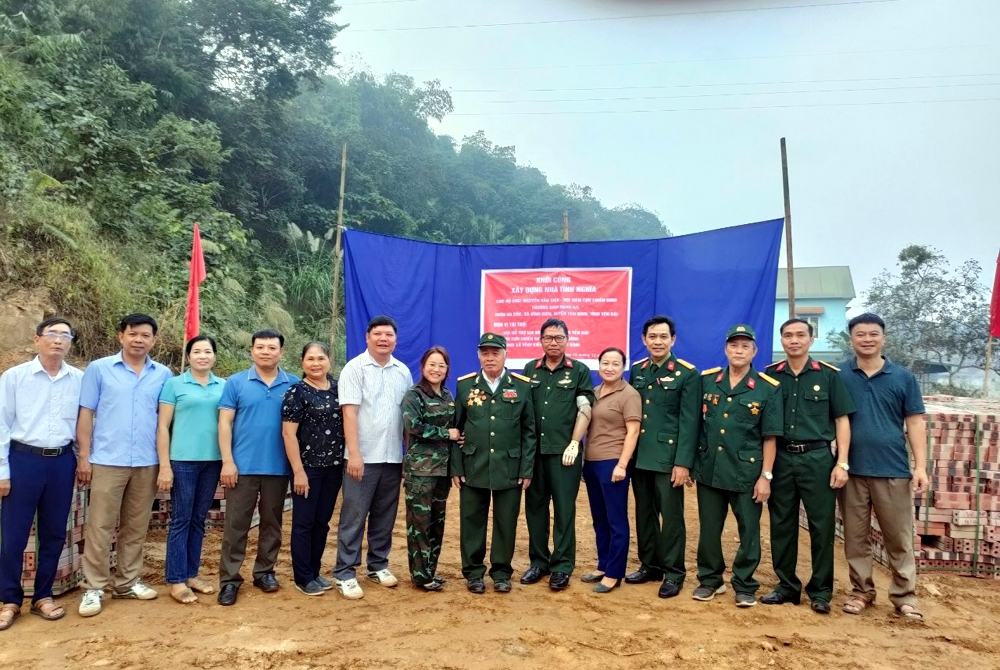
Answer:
[{"left": 290, "top": 466, "right": 344, "bottom": 586}]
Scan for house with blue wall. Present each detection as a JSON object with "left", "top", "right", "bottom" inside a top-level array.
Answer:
[{"left": 772, "top": 266, "right": 855, "bottom": 363}]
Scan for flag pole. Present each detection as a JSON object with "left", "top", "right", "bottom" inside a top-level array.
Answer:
[
  {"left": 329, "top": 142, "right": 348, "bottom": 352},
  {"left": 781, "top": 137, "right": 796, "bottom": 319},
  {"left": 986, "top": 335, "right": 994, "bottom": 397}
]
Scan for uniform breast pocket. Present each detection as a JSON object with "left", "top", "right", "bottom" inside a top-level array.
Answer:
[
  {"left": 654, "top": 380, "right": 679, "bottom": 406},
  {"left": 500, "top": 397, "right": 518, "bottom": 419},
  {"left": 736, "top": 399, "right": 761, "bottom": 427},
  {"left": 804, "top": 392, "right": 829, "bottom": 416}
]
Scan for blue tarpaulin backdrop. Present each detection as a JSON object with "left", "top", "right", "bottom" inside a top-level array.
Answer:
[{"left": 344, "top": 219, "right": 783, "bottom": 386}]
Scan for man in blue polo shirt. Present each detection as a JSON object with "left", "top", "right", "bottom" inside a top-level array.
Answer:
[
  {"left": 838, "top": 313, "right": 927, "bottom": 621},
  {"left": 216, "top": 330, "right": 299, "bottom": 606}
]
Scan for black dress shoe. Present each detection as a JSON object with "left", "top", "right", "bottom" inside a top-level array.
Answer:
[
  {"left": 549, "top": 572, "right": 570, "bottom": 591},
  {"left": 658, "top": 580, "right": 682, "bottom": 598},
  {"left": 760, "top": 591, "right": 800, "bottom": 606},
  {"left": 624, "top": 567, "right": 663, "bottom": 584},
  {"left": 811, "top": 599, "right": 831, "bottom": 614},
  {"left": 467, "top": 578, "right": 486, "bottom": 594},
  {"left": 494, "top": 579, "right": 512, "bottom": 593},
  {"left": 252, "top": 574, "right": 280, "bottom": 593},
  {"left": 217, "top": 584, "right": 239, "bottom": 606},
  {"left": 519, "top": 566, "right": 550, "bottom": 584}
]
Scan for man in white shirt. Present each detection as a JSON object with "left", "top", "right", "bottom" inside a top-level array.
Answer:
[
  {"left": 0, "top": 318, "right": 84, "bottom": 630},
  {"left": 332, "top": 316, "right": 413, "bottom": 600}
]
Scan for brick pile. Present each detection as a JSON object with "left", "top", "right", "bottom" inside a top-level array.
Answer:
[{"left": 149, "top": 485, "right": 293, "bottom": 531}]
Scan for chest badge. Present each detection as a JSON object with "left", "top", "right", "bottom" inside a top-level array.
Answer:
[
  {"left": 467, "top": 389, "right": 486, "bottom": 406},
  {"left": 813, "top": 385, "right": 821, "bottom": 391},
  {"left": 503, "top": 389, "right": 518, "bottom": 399},
  {"left": 712, "top": 394, "right": 719, "bottom": 405},
  {"left": 557, "top": 378, "right": 572, "bottom": 385}
]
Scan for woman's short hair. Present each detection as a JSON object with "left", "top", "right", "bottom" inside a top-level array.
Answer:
[{"left": 598, "top": 347, "right": 627, "bottom": 366}]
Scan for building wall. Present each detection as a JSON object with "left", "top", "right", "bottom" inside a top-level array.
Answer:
[{"left": 772, "top": 297, "right": 851, "bottom": 362}]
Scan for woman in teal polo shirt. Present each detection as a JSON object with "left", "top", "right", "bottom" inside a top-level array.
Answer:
[{"left": 156, "top": 335, "right": 225, "bottom": 604}]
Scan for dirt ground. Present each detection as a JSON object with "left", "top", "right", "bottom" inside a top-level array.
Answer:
[{"left": 3, "top": 488, "right": 1000, "bottom": 670}]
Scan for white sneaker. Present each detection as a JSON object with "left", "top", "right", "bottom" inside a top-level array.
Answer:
[
  {"left": 79, "top": 589, "right": 103, "bottom": 617},
  {"left": 367, "top": 569, "right": 399, "bottom": 587},
  {"left": 112, "top": 581, "right": 158, "bottom": 600},
  {"left": 335, "top": 578, "right": 365, "bottom": 600}
]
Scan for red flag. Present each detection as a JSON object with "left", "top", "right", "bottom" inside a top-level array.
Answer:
[
  {"left": 991, "top": 249, "right": 1000, "bottom": 338},
  {"left": 184, "top": 223, "right": 207, "bottom": 343}
]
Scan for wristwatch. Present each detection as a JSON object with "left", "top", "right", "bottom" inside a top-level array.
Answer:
[
  {"left": 837, "top": 462, "right": 850, "bottom": 472},
  {"left": 762, "top": 471, "right": 773, "bottom": 481}
]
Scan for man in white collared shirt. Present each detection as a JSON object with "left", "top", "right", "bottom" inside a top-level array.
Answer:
[
  {"left": 332, "top": 316, "right": 413, "bottom": 599},
  {"left": 0, "top": 318, "right": 83, "bottom": 630}
]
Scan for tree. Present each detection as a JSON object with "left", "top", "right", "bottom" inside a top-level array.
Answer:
[{"left": 853, "top": 245, "right": 996, "bottom": 389}]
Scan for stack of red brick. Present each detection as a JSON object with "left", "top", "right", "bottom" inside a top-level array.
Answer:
[{"left": 149, "top": 485, "right": 293, "bottom": 531}]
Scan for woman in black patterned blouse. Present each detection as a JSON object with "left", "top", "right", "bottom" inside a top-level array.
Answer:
[{"left": 281, "top": 342, "right": 345, "bottom": 596}]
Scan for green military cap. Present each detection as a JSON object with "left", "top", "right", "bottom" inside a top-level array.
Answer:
[
  {"left": 725, "top": 324, "right": 756, "bottom": 342},
  {"left": 478, "top": 332, "right": 506, "bottom": 349}
]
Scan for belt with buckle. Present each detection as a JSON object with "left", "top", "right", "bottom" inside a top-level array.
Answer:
[
  {"left": 781, "top": 440, "right": 830, "bottom": 454},
  {"left": 10, "top": 439, "right": 74, "bottom": 457}
]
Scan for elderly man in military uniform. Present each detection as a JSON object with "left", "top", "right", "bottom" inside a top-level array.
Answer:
[
  {"left": 625, "top": 315, "right": 700, "bottom": 599},
  {"left": 761, "top": 319, "right": 855, "bottom": 614},
  {"left": 452, "top": 333, "right": 536, "bottom": 594},
  {"left": 692, "top": 324, "right": 782, "bottom": 607},
  {"left": 520, "top": 318, "right": 594, "bottom": 592}
]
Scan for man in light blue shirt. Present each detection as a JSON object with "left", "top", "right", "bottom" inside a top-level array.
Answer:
[
  {"left": 216, "top": 329, "right": 299, "bottom": 606},
  {"left": 77, "top": 314, "right": 172, "bottom": 617},
  {"left": 333, "top": 315, "right": 413, "bottom": 600},
  {"left": 0, "top": 318, "right": 83, "bottom": 629}
]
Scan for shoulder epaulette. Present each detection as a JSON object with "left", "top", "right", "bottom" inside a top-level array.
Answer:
[
  {"left": 676, "top": 358, "right": 695, "bottom": 370},
  {"left": 457, "top": 372, "right": 477, "bottom": 382},
  {"left": 819, "top": 360, "right": 841, "bottom": 372},
  {"left": 701, "top": 367, "right": 722, "bottom": 376},
  {"left": 758, "top": 372, "right": 780, "bottom": 387},
  {"left": 633, "top": 357, "right": 648, "bottom": 367},
  {"left": 765, "top": 360, "right": 783, "bottom": 368},
  {"left": 509, "top": 372, "right": 531, "bottom": 383}
]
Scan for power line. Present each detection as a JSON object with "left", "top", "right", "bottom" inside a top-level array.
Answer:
[
  {"left": 450, "top": 96, "right": 1000, "bottom": 117},
  {"left": 471, "top": 80, "right": 1000, "bottom": 105},
  {"left": 396, "top": 44, "right": 988, "bottom": 74},
  {"left": 451, "top": 72, "right": 1000, "bottom": 94},
  {"left": 349, "top": 0, "right": 901, "bottom": 33}
]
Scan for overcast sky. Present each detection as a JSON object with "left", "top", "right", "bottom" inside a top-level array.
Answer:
[{"left": 334, "top": 0, "right": 999, "bottom": 304}]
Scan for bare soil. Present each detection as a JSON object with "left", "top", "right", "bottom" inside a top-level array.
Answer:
[{"left": 3, "top": 488, "right": 999, "bottom": 670}]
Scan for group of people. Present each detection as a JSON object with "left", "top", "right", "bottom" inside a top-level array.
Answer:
[{"left": 0, "top": 307, "right": 927, "bottom": 631}]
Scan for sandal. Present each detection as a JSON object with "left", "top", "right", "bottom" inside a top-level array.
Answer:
[
  {"left": 170, "top": 586, "right": 198, "bottom": 604},
  {"left": 842, "top": 595, "right": 870, "bottom": 615},
  {"left": 30, "top": 598, "right": 65, "bottom": 621},
  {"left": 0, "top": 604, "right": 20, "bottom": 631},
  {"left": 187, "top": 577, "right": 215, "bottom": 595},
  {"left": 896, "top": 604, "right": 924, "bottom": 620}
]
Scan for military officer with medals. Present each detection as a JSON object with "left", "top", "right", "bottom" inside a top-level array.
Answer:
[
  {"left": 625, "top": 315, "right": 700, "bottom": 599},
  {"left": 692, "top": 324, "right": 782, "bottom": 607},
  {"left": 520, "top": 319, "right": 594, "bottom": 591},
  {"left": 761, "top": 319, "right": 855, "bottom": 614},
  {"left": 452, "top": 333, "right": 536, "bottom": 594}
]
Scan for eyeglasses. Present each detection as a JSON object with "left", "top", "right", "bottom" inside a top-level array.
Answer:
[
  {"left": 541, "top": 336, "right": 567, "bottom": 343},
  {"left": 41, "top": 332, "right": 74, "bottom": 342}
]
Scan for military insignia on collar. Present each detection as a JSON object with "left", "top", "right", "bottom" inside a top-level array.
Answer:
[
  {"left": 747, "top": 377, "right": 756, "bottom": 390},
  {"left": 811, "top": 361, "right": 821, "bottom": 371},
  {"left": 667, "top": 360, "right": 675, "bottom": 371},
  {"left": 503, "top": 389, "right": 517, "bottom": 399}
]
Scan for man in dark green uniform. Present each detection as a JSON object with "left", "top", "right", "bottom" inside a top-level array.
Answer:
[
  {"left": 521, "top": 319, "right": 594, "bottom": 591},
  {"left": 453, "top": 333, "right": 536, "bottom": 594},
  {"left": 692, "top": 324, "right": 782, "bottom": 607},
  {"left": 761, "top": 318, "right": 855, "bottom": 614},
  {"left": 626, "top": 315, "right": 700, "bottom": 599}
]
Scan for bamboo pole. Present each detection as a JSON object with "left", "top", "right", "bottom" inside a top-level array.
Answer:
[
  {"left": 781, "top": 138, "right": 795, "bottom": 319},
  {"left": 329, "top": 142, "right": 347, "bottom": 350},
  {"left": 563, "top": 210, "right": 569, "bottom": 242}
]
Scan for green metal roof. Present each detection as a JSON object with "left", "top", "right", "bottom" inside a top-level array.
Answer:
[{"left": 776, "top": 266, "right": 855, "bottom": 300}]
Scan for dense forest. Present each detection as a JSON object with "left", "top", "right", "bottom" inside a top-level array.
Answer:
[{"left": 0, "top": 0, "right": 669, "bottom": 371}]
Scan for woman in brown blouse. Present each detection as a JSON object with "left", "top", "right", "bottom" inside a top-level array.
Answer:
[{"left": 580, "top": 347, "right": 642, "bottom": 593}]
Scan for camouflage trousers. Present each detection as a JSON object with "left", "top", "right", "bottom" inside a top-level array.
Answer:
[{"left": 404, "top": 474, "right": 450, "bottom": 585}]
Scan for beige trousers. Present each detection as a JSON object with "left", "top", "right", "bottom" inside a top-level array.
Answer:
[
  {"left": 838, "top": 475, "right": 918, "bottom": 608},
  {"left": 81, "top": 464, "right": 158, "bottom": 592}
]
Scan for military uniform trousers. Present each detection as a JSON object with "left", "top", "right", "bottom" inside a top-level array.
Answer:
[
  {"left": 695, "top": 482, "right": 763, "bottom": 594},
  {"left": 768, "top": 447, "right": 837, "bottom": 602},
  {"left": 525, "top": 453, "right": 582, "bottom": 574},
  {"left": 631, "top": 468, "right": 660, "bottom": 574},
  {"left": 404, "top": 473, "right": 450, "bottom": 585},
  {"left": 459, "top": 484, "right": 522, "bottom": 581},
  {"left": 631, "top": 468, "right": 686, "bottom": 582}
]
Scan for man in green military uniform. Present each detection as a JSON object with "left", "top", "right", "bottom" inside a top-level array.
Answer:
[
  {"left": 453, "top": 333, "right": 536, "bottom": 594},
  {"left": 761, "top": 319, "right": 855, "bottom": 614},
  {"left": 692, "top": 324, "right": 782, "bottom": 607},
  {"left": 626, "top": 315, "right": 700, "bottom": 599},
  {"left": 521, "top": 319, "right": 594, "bottom": 591}
]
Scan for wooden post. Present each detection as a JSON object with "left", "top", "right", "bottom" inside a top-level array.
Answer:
[
  {"left": 563, "top": 210, "right": 569, "bottom": 242},
  {"left": 329, "top": 142, "right": 348, "bottom": 350},
  {"left": 781, "top": 137, "right": 795, "bottom": 319},
  {"left": 986, "top": 335, "right": 995, "bottom": 397}
]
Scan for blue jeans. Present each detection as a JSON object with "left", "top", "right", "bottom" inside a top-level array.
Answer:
[
  {"left": 582, "top": 459, "right": 632, "bottom": 579},
  {"left": 165, "top": 460, "right": 222, "bottom": 584}
]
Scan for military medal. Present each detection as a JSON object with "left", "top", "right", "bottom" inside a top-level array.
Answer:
[{"left": 503, "top": 389, "right": 517, "bottom": 399}]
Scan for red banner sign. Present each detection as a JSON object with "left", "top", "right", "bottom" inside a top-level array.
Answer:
[{"left": 481, "top": 268, "right": 632, "bottom": 368}]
